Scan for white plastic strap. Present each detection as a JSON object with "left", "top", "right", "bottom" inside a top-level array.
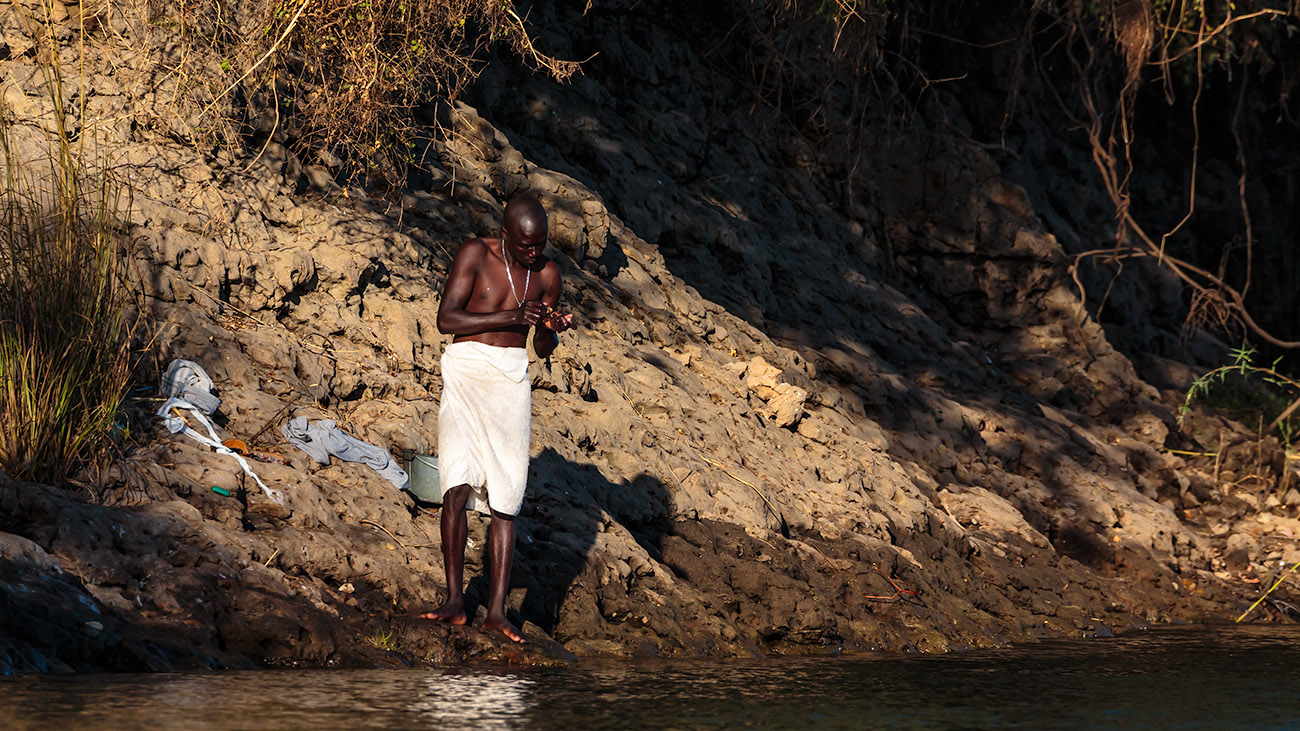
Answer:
[{"left": 156, "top": 397, "right": 283, "bottom": 503}]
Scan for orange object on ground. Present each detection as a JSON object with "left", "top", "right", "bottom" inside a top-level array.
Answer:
[
  {"left": 221, "top": 438, "right": 249, "bottom": 454},
  {"left": 250, "top": 451, "right": 290, "bottom": 466}
]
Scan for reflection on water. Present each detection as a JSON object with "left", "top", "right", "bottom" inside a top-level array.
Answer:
[
  {"left": 0, "top": 667, "right": 541, "bottom": 731},
  {"left": 410, "top": 672, "right": 535, "bottom": 729},
  {"left": 4, "top": 625, "right": 1300, "bottom": 730}
]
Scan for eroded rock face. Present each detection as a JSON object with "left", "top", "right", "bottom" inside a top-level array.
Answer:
[
  {"left": 0, "top": 1, "right": 1285, "bottom": 673},
  {"left": 740, "top": 357, "right": 808, "bottom": 428}
]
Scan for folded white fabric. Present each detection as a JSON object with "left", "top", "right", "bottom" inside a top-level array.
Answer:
[
  {"left": 160, "top": 359, "right": 222, "bottom": 415},
  {"left": 280, "top": 416, "right": 410, "bottom": 492},
  {"left": 156, "top": 397, "right": 281, "bottom": 503}
]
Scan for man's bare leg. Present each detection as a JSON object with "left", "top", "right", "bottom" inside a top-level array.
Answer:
[
  {"left": 418, "top": 484, "right": 470, "bottom": 624},
  {"left": 483, "top": 509, "right": 526, "bottom": 643}
]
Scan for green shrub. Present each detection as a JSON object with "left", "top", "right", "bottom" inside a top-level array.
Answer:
[{"left": 0, "top": 67, "right": 135, "bottom": 485}]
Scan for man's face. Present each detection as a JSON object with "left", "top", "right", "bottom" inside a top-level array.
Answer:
[{"left": 503, "top": 223, "right": 547, "bottom": 266}]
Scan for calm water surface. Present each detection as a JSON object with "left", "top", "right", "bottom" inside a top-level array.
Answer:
[{"left": 4, "top": 625, "right": 1300, "bottom": 729}]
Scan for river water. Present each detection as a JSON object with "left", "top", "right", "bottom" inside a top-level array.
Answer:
[{"left": 3, "top": 625, "right": 1299, "bottom": 729}]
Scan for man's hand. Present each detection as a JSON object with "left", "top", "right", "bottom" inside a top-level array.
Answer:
[
  {"left": 515, "top": 300, "right": 548, "bottom": 326},
  {"left": 541, "top": 308, "right": 575, "bottom": 332}
]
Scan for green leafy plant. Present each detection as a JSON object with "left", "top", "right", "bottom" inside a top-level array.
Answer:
[
  {"left": 1180, "top": 345, "right": 1300, "bottom": 446},
  {"left": 365, "top": 630, "right": 398, "bottom": 651}
]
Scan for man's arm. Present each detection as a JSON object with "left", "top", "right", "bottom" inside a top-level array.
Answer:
[
  {"left": 437, "top": 239, "right": 544, "bottom": 335},
  {"left": 532, "top": 262, "right": 573, "bottom": 359}
]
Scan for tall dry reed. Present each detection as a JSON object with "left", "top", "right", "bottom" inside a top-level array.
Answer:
[{"left": 0, "top": 63, "right": 135, "bottom": 485}]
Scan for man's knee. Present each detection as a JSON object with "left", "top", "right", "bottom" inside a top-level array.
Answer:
[
  {"left": 444, "top": 484, "right": 471, "bottom": 509},
  {"left": 490, "top": 509, "right": 516, "bottom": 523}
]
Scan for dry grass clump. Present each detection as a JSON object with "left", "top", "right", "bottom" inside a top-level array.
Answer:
[
  {"left": 0, "top": 68, "right": 135, "bottom": 485},
  {"left": 161, "top": 0, "right": 578, "bottom": 184}
]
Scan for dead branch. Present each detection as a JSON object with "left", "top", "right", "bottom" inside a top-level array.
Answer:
[{"left": 1154, "top": 8, "right": 1290, "bottom": 66}]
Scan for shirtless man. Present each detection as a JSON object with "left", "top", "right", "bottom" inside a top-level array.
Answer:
[{"left": 421, "top": 195, "right": 573, "bottom": 643}]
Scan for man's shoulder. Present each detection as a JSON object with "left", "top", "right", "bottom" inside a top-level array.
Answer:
[
  {"left": 539, "top": 256, "right": 562, "bottom": 280},
  {"left": 454, "top": 237, "right": 496, "bottom": 262},
  {"left": 460, "top": 236, "right": 495, "bottom": 252}
]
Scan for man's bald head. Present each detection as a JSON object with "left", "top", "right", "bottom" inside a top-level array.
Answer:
[{"left": 503, "top": 195, "right": 547, "bottom": 243}]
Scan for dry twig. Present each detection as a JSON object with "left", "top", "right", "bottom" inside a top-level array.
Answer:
[{"left": 361, "top": 518, "right": 406, "bottom": 549}]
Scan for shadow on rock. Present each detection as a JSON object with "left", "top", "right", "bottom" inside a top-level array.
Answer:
[{"left": 493, "top": 447, "right": 672, "bottom": 639}]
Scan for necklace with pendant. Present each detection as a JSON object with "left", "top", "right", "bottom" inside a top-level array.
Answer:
[{"left": 502, "top": 239, "right": 530, "bottom": 307}]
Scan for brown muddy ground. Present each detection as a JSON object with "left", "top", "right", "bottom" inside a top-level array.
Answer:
[{"left": 1, "top": 0, "right": 1297, "bottom": 673}]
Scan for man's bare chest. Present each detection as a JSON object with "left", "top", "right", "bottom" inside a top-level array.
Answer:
[{"left": 468, "top": 272, "right": 537, "bottom": 313}]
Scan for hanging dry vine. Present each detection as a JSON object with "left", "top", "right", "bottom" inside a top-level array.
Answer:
[{"left": 1045, "top": 0, "right": 1300, "bottom": 347}]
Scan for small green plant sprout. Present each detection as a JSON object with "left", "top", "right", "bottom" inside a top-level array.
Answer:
[
  {"left": 1180, "top": 345, "right": 1300, "bottom": 445},
  {"left": 366, "top": 630, "right": 398, "bottom": 652}
]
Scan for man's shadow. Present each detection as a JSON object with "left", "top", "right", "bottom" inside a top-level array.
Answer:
[{"left": 461, "top": 447, "right": 672, "bottom": 637}]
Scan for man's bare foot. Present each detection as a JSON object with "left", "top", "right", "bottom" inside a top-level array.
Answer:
[
  {"left": 417, "top": 599, "right": 468, "bottom": 625},
  {"left": 484, "top": 616, "right": 527, "bottom": 644}
]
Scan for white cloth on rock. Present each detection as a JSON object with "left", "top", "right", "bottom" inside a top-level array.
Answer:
[
  {"left": 438, "top": 341, "right": 531, "bottom": 516},
  {"left": 280, "top": 416, "right": 410, "bottom": 492},
  {"left": 160, "top": 359, "right": 221, "bottom": 414}
]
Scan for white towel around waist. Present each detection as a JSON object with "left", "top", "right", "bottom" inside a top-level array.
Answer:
[{"left": 437, "top": 341, "right": 532, "bottom": 516}]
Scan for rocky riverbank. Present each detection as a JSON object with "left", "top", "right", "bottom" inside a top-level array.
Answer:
[{"left": 1, "top": 0, "right": 1295, "bottom": 673}]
